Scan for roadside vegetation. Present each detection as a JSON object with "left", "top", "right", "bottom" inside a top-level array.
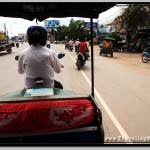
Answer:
[{"left": 50, "top": 18, "right": 91, "bottom": 41}]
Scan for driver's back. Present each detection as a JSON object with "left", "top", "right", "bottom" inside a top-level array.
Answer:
[{"left": 18, "top": 45, "right": 61, "bottom": 89}]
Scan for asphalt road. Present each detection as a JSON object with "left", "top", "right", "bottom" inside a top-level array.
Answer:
[{"left": 0, "top": 42, "right": 150, "bottom": 144}]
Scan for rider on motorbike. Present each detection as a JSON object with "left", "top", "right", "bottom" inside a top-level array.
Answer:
[
  {"left": 78, "top": 37, "right": 88, "bottom": 61},
  {"left": 75, "top": 39, "right": 80, "bottom": 53},
  {"left": 17, "top": 25, "right": 63, "bottom": 89},
  {"left": 68, "top": 39, "right": 74, "bottom": 50},
  {"left": 85, "top": 38, "right": 90, "bottom": 51}
]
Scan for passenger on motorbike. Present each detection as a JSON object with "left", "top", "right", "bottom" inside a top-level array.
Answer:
[
  {"left": 85, "top": 39, "right": 90, "bottom": 52},
  {"left": 75, "top": 39, "right": 80, "bottom": 53},
  {"left": 17, "top": 25, "right": 63, "bottom": 89},
  {"left": 78, "top": 38, "right": 88, "bottom": 61}
]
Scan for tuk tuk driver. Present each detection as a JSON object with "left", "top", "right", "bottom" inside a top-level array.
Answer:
[
  {"left": 17, "top": 25, "right": 63, "bottom": 89},
  {"left": 103, "top": 40, "right": 108, "bottom": 48}
]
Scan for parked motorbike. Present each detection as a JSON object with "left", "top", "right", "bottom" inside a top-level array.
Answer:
[
  {"left": 141, "top": 51, "right": 150, "bottom": 63},
  {"left": 76, "top": 52, "right": 86, "bottom": 70}
]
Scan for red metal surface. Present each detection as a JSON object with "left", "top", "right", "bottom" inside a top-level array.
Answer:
[{"left": 0, "top": 100, "right": 95, "bottom": 134}]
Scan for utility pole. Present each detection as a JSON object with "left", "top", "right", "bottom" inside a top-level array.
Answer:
[{"left": 11, "top": 23, "right": 16, "bottom": 38}]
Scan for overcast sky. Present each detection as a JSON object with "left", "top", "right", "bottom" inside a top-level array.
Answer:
[{"left": 0, "top": 5, "right": 124, "bottom": 37}]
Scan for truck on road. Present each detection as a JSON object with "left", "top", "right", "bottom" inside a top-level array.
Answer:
[{"left": 0, "top": 31, "right": 14, "bottom": 54}]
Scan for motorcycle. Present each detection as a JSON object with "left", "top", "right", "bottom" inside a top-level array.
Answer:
[
  {"left": 141, "top": 51, "right": 150, "bottom": 63},
  {"left": 65, "top": 43, "right": 69, "bottom": 49},
  {"left": 15, "top": 52, "right": 65, "bottom": 88},
  {"left": 75, "top": 45, "right": 90, "bottom": 59},
  {"left": 65, "top": 42, "right": 73, "bottom": 51},
  {"left": 75, "top": 45, "right": 79, "bottom": 53},
  {"left": 69, "top": 45, "right": 73, "bottom": 51},
  {"left": 76, "top": 52, "right": 86, "bottom": 70},
  {"left": 16, "top": 42, "right": 19, "bottom": 48},
  {"left": 86, "top": 48, "right": 90, "bottom": 60}
]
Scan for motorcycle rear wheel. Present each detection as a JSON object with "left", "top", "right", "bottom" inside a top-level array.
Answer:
[
  {"left": 7, "top": 49, "right": 12, "bottom": 54},
  {"left": 76, "top": 60, "right": 81, "bottom": 70},
  {"left": 110, "top": 52, "right": 113, "bottom": 57},
  {"left": 99, "top": 50, "right": 103, "bottom": 55}
]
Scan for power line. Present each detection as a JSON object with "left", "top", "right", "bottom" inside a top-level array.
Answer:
[
  {"left": 98, "top": 8, "right": 123, "bottom": 22},
  {"left": 98, "top": 6, "right": 127, "bottom": 25}
]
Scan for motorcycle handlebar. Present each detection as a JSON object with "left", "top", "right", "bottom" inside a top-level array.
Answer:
[
  {"left": 15, "top": 55, "right": 19, "bottom": 60},
  {"left": 15, "top": 52, "right": 65, "bottom": 61}
]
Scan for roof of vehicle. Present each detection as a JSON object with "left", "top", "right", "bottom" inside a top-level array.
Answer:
[{"left": 0, "top": 3, "right": 116, "bottom": 21}]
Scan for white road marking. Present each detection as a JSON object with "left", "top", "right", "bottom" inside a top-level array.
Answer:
[{"left": 66, "top": 50, "right": 133, "bottom": 144}]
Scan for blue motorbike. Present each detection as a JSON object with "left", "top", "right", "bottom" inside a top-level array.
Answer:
[{"left": 141, "top": 51, "right": 150, "bottom": 63}]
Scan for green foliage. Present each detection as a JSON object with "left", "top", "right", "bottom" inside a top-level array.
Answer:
[
  {"left": 52, "top": 18, "right": 91, "bottom": 41},
  {"left": 120, "top": 4, "right": 150, "bottom": 34},
  {"left": 100, "top": 24, "right": 105, "bottom": 28},
  {"left": 67, "top": 18, "right": 90, "bottom": 40},
  {"left": 107, "top": 32, "right": 121, "bottom": 42},
  {"left": 106, "top": 32, "right": 122, "bottom": 47},
  {"left": 55, "top": 26, "right": 68, "bottom": 41}
]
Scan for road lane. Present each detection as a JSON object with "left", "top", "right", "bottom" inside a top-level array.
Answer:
[
  {"left": 52, "top": 44, "right": 128, "bottom": 143},
  {"left": 54, "top": 44, "right": 150, "bottom": 143},
  {"left": 0, "top": 43, "right": 27, "bottom": 95},
  {"left": 93, "top": 48, "right": 150, "bottom": 139},
  {"left": 51, "top": 44, "right": 91, "bottom": 95}
]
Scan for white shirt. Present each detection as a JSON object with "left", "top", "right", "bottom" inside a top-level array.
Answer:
[
  {"left": 75, "top": 41, "right": 80, "bottom": 46},
  {"left": 18, "top": 44, "right": 61, "bottom": 89}
]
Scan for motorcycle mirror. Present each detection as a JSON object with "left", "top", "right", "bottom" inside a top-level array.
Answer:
[
  {"left": 15, "top": 55, "right": 19, "bottom": 60},
  {"left": 58, "top": 52, "right": 65, "bottom": 59},
  {"left": 46, "top": 44, "right": 51, "bottom": 49}
]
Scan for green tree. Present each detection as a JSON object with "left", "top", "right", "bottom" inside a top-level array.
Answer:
[
  {"left": 119, "top": 4, "right": 150, "bottom": 34},
  {"left": 107, "top": 32, "right": 122, "bottom": 48},
  {"left": 55, "top": 25, "right": 69, "bottom": 41},
  {"left": 50, "top": 18, "right": 91, "bottom": 41},
  {"left": 107, "top": 32, "right": 121, "bottom": 41},
  {"left": 100, "top": 24, "right": 106, "bottom": 28},
  {"left": 67, "top": 18, "right": 90, "bottom": 40}
]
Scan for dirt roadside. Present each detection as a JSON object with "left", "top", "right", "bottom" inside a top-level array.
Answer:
[{"left": 93, "top": 45, "right": 150, "bottom": 75}]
